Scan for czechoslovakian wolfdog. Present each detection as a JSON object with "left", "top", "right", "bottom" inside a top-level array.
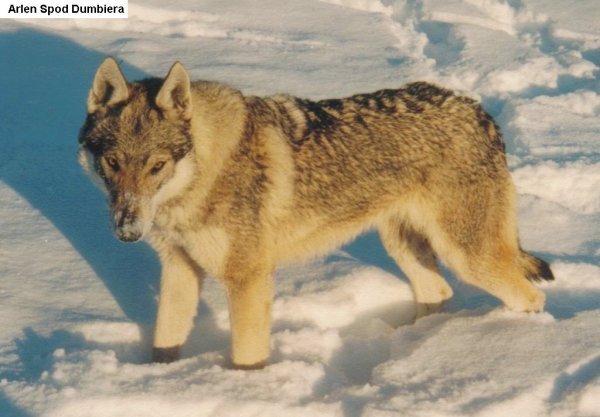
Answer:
[{"left": 79, "top": 58, "right": 553, "bottom": 369}]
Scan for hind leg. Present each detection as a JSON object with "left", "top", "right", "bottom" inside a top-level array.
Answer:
[
  {"left": 428, "top": 184, "right": 546, "bottom": 312},
  {"left": 440, "top": 243, "right": 545, "bottom": 312},
  {"left": 379, "top": 218, "right": 453, "bottom": 319}
]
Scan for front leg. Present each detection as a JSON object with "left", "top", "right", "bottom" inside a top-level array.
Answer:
[
  {"left": 152, "top": 244, "right": 204, "bottom": 363},
  {"left": 225, "top": 261, "right": 274, "bottom": 369}
]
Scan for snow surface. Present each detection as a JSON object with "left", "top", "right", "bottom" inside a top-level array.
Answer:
[{"left": 1, "top": 0, "right": 599, "bottom": 416}]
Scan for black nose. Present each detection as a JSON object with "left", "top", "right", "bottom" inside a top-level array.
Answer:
[{"left": 115, "top": 229, "right": 142, "bottom": 242}]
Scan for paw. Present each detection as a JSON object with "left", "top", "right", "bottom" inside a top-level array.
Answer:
[
  {"left": 414, "top": 284, "right": 453, "bottom": 320},
  {"left": 506, "top": 288, "right": 545, "bottom": 313},
  {"left": 152, "top": 346, "right": 181, "bottom": 363},
  {"left": 415, "top": 301, "right": 445, "bottom": 320}
]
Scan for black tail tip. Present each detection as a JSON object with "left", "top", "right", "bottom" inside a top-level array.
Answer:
[
  {"left": 538, "top": 258, "right": 555, "bottom": 281},
  {"left": 528, "top": 257, "right": 555, "bottom": 282}
]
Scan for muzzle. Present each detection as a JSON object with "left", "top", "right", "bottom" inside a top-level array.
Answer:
[
  {"left": 111, "top": 193, "right": 146, "bottom": 242},
  {"left": 113, "top": 208, "right": 144, "bottom": 242}
]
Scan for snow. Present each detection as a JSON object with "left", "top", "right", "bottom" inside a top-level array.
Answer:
[{"left": 1, "top": 0, "right": 599, "bottom": 416}]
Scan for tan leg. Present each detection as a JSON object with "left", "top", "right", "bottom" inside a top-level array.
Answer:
[
  {"left": 152, "top": 245, "right": 203, "bottom": 363},
  {"left": 379, "top": 218, "right": 453, "bottom": 319},
  {"left": 426, "top": 183, "right": 546, "bottom": 313},
  {"left": 225, "top": 265, "right": 273, "bottom": 369},
  {"left": 447, "top": 244, "right": 545, "bottom": 313}
]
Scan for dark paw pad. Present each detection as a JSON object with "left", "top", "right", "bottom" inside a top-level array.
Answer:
[{"left": 152, "top": 346, "right": 181, "bottom": 363}]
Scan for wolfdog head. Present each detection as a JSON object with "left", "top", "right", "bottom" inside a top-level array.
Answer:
[{"left": 79, "top": 58, "right": 195, "bottom": 242}]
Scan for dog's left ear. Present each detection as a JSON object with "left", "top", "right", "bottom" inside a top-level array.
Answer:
[{"left": 156, "top": 61, "right": 192, "bottom": 122}]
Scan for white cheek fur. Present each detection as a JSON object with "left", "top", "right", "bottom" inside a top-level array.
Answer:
[
  {"left": 151, "top": 154, "right": 196, "bottom": 211},
  {"left": 78, "top": 146, "right": 108, "bottom": 195}
]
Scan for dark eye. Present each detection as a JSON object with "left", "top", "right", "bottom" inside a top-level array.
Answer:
[
  {"left": 150, "top": 160, "right": 166, "bottom": 175},
  {"left": 105, "top": 156, "right": 120, "bottom": 171}
]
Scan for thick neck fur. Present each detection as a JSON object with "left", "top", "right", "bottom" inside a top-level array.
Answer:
[
  {"left": 191, "top": 81, "right": 248, "bottom": 201},
  {"left": 154, "top": 82, "right": 249, "bottom": 226}
]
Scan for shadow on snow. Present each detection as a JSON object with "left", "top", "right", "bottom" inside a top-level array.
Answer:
[
  {"left": 0, "top": 30, "right": 229, "bottom": 412},
  {"left": 0, "top": 29, "right": 159, "bottom": 325}
]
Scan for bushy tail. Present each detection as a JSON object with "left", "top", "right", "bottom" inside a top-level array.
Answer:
[{"left": 520, "top": 250, "right": 555, "bottom": 282}]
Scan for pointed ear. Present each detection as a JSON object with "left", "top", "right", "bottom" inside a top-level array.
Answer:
[
  {"left": 156, "top": 62, "right": 192, "bottom": 121},
  {"left": 87, "top": 57, "right": 129, "bottom": 114}
]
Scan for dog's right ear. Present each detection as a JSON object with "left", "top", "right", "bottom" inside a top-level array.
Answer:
[{"left": 87, "top": 57, "right": 129, "bottom": 114}]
